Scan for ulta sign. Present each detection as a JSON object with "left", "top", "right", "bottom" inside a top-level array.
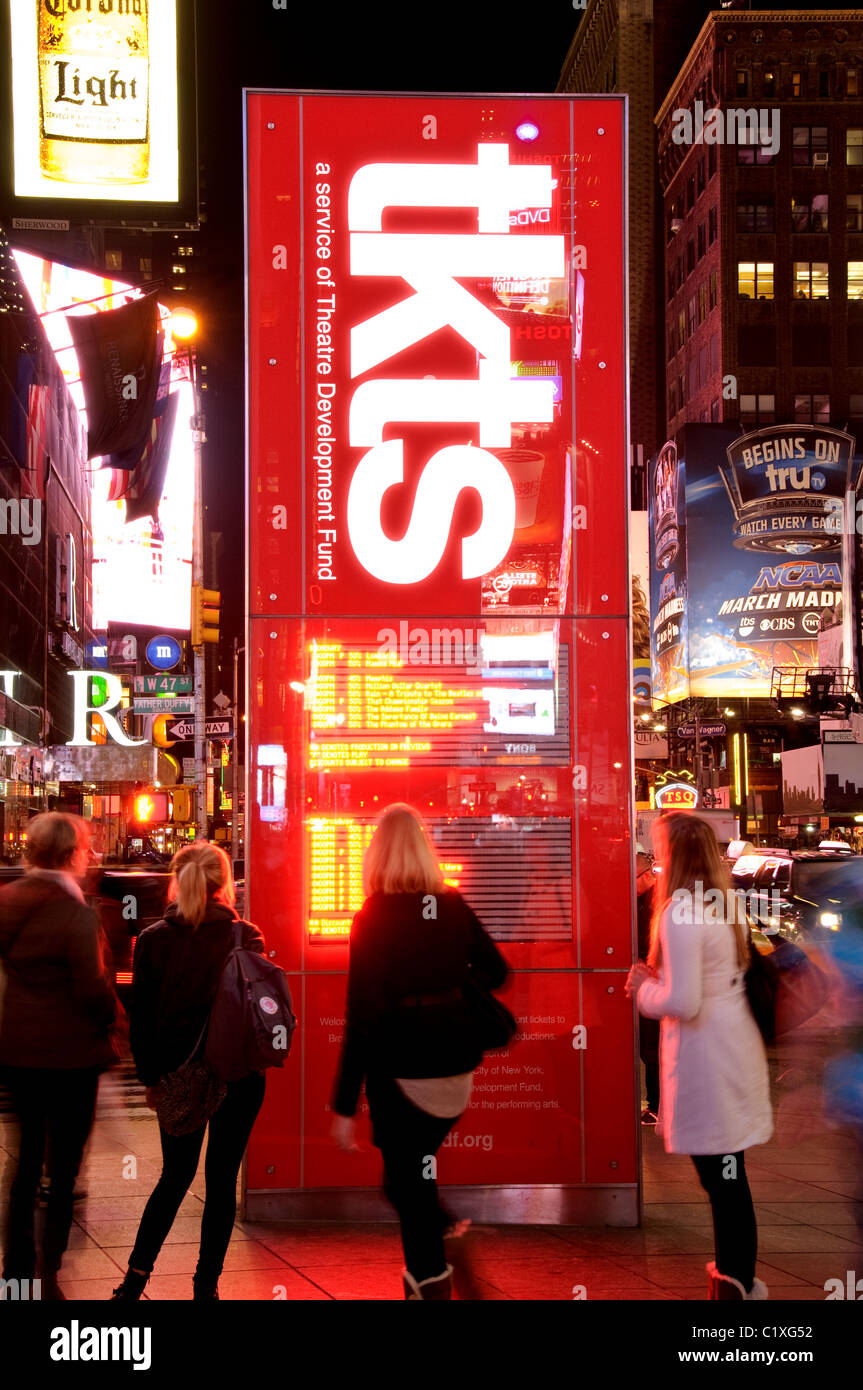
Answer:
[{"left": 343, "top": 144, "right": 564, "bottom": 586}]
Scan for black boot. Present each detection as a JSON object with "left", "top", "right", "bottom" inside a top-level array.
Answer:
[
  {"left": 111, "top": 1267, "right": 150, "bottom": 1301},
  {"left": 193, "top": 1275, "right": 219, "bottom": 1300}
]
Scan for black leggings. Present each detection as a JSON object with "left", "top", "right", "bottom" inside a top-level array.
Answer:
[
  {"left": 692, "top": 1150, "right": 758, "bottom": 1292},
  {"left": 366, "top": 1076, "right": 460, "bottom": 1284},
  {"left": 1, "top": 1066, "right": 101, "bottom": 1278},
  {"left": 130, "top": 1071, "right": 265, "bottom": 1284}
]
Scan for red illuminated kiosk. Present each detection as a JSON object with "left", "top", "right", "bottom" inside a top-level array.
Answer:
[{"left": 243, "top": 91, "right": 637, "bottom": 1223}]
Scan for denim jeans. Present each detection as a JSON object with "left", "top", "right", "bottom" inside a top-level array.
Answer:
[{"left": 130, "top": 1071, "right": 265, "bottom": 1284}]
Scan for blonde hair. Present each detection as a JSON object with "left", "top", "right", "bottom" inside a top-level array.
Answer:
[
  {"left": 25, "top": 812, "right": 89, "bottom": 871},
  {"left": 168, "top": 842, "right": 235, "bottom": 928},
  {"left": 363, "top": 803, "right": 444, "bottom": 896},
  {"left": 649, "top": 812, "right": 749, "bottom": 970}
]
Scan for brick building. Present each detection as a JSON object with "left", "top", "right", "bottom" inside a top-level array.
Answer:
[{"left": 656, "top": 9, "right": 863, "bottom": 446}]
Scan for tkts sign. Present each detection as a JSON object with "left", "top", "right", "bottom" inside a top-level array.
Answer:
[{"left": 246, "top": 94, "right": 626, "bottom": 618}]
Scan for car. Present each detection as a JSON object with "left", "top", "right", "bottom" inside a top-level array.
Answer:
[
  {"left": 730, "top": 845, "right": 791, "bottom": 890},
  {"left": 748, "top": 850, "right": 863, "bottom": 946}
]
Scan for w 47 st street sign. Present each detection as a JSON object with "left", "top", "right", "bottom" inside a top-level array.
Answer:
[{"left": 164, "top": 717, "right": 235, "bottom": 741}]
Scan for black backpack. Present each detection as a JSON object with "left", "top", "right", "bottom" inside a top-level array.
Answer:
[{"left": 205, "top": 923, "right": 297, "bottom": 1082}]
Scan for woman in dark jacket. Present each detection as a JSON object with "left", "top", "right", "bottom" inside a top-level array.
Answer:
[
  {"left": 0, "top": 813, "right": 118, "bottom": 1300},
  {"left": 111, "top": 842, "right": 265, "bottom": 1301},
  {"left": 331, "top": 803, "right": 509, "bottom": 1301}
]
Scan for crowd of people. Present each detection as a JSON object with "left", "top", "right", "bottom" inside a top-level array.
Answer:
[{"left": 0, "top": 805, "right": 857, "bottom": 1301}]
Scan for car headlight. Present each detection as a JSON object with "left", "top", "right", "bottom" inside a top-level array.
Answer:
[{"left": 819, "top": 911, "right": 841, "bottom": 929}]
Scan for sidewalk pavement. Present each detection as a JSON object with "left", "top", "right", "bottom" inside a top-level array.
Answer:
[{"left": 2, "top": 1039, "right": 861, "bottom": 1301}]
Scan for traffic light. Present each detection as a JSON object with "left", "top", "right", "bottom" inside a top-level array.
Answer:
[{"left": 191, "top": 584, "right": 220, "bottom": 646}]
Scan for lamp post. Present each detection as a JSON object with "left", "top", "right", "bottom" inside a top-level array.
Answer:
[{"left": 170, "top": 310, "right": 208, "bottom": 842}]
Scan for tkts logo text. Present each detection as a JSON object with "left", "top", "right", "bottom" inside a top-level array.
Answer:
[{"left": 344, "top": 146, "right": 564, "bottom": 586}]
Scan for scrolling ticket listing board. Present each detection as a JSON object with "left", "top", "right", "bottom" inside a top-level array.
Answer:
[{"left": 245, "top": 93, "right": 635, "bottom": 1211}]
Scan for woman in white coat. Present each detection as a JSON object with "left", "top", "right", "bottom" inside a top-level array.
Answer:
[{"left": 626, "top": 813, "right": 773, "bottom": 1301}]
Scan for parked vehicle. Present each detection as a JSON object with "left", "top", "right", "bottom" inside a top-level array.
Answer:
[{"left": 750, "top": 850, "right": 863, "bottom": 948}]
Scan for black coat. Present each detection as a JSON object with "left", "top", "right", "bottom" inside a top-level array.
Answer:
[
  {"left": 0, "top": 876, "right": 118, "bottom": 1071},
  {"left": 332, "top": 888, "right": 508, "bottom": 1117},
  {"left": 130, "top": 901, "right": 265, "bottom": 1086}
]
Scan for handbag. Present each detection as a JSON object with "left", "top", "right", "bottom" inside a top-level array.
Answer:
[
  {"left": 745, "top": 935, "right": 829, "bottom": 1045},
  {"left": 462, "top": 974, "right": 518, "bottom": 1053},
  {"left": 151, "top": 1020, "right": 227, "bottom": 1137}
]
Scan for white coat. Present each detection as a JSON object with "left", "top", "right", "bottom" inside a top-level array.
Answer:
[{"left": 637, "top": 899, "right": 773, "bottom": 1155}]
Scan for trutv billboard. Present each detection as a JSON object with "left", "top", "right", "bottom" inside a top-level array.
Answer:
[
  {"left": 650, "top": 424, "right": 863, "bottom": 703},
  {"left": 245, "top": 93, "right": 635, "bottom": 1217}
]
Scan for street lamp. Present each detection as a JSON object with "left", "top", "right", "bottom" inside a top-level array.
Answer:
[{"left": 170, "top": 309, "right": 208, "bottom": 842}]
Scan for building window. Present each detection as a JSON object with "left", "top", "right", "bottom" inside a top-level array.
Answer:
[
  {"left": 697, "top": 158, "right": 706, "bottom": 195},
  {"left": 738, "top": 261, "right": 774, "bottom": 299},
  {"left": 669, "top": 385, "right": 677, "bottom": 419},
  {"left": 850, "top": 394, "right": 863, "bottom": 419},
  {"left": 678, "top": 306, "right": 686, "bottom": 345},
  {"left": 711, "top": 398, "right": 721, "bottom": 422},
  {"left": 668, "top": 321, "right": 677, "bottom": 359},
  {"left": 687, "top": 239, "right": 696, "bottom": 274},
  {"left": 791, "top": 70, "right": 804, "bottom": 97},
  {"left": 139, "top": 257, "right": 152, "bottom": 275},
  {"left": 678, "top": 255, "right": 685, "bottom": 290},
  {"left": 688, "top": 358, "right": 697, "bottom": 400},
  {"left": 708, "top": 143, "right": 717, "bottom": 178},
  {"left": 737, "top": 133, "right": 777, "bottom": 166},
  {"left": 741, "top": 394, "right": 776, "bottom": 427},
  {"left": 848, "top": 130, "right": 863, "bottom": 167},
  {"left": 697, "top": 222, "right": 706, "bottom": 258},
  {"left": 794, "top": 262, "right": 829, "bottom": 299},
  {"left": 708, "top": 206, "right": 718, "bottom": 244},
  {"left": 793, "top": 127, "right": 829, "bottom": 166},
  {"left": 679, "top": 372, "right": 686, "bottom": 407},
  {"left": 763, "top": 70, "right": 776, "bottom": 98},
  {"left": 105, "top": 249, "right": 122, "bottom": 270},
  {"left": 848, "top": 70, "right": 860, "bottom": 98},
  {"left": 698, "top": 283, "right": 708, "bottom": 323},
  {"left": 849, "top": 262, "right": 863, "bottom": 300},
  {"left": 819, "top": 71, "right": 831, "bottom": 100},
  {"left": 688, "top": 296, "right": 697, "bottom": 336},
  {"left": 736, "top": 69, "right": 750, "bottom": 98},
  {"left": 791, "top": 194, "right": 828, "bottom": 233},
  {"left": 699, "top": 344, "right": 709, "bottom": 387},
  {"left": 847, "top": 194, "right": 863, "bottom": 232},
  {"left": 709, "top": 268, "right": 718, "bottom": 311},
  {"left": 710, "top": 332, "right": 719, "bottom": 376},
  {"left": 737, "top": 199, "right": 774, "bottom": 233},
  {"left": 176, "top": 245, "right": 194, "bottom": 257},
  {"left": 794, "top": 394, "right": 830, "bottom": 424}
]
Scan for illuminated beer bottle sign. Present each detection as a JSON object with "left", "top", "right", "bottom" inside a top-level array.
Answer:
[
  {"left": 37, "top": 0, "right": 150, "bottom": 185},
  {"left": 341, "top": 145, "right": 564, "bottom": 588}
]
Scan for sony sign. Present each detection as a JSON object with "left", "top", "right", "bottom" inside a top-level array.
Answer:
[{"left": 343, "top": 145, "right": 564, "bottom": 585}]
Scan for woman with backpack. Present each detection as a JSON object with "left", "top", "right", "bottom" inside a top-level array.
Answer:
[
  {"left": 626, "top": 813, "right": 773, "bottom": 1301},
  {"left": 0, "top": 813, "right": 118, "bottom": 1300},
  {"left": 112, "top": 843, "right": 266, "bottom": 1301},
  {"left": 331, "top": 803, "right": 509, "bottom": 1301}
]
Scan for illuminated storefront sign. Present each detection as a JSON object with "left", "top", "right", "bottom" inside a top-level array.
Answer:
[
  {"left": 10, "top": 0, "right": 179, "bottom": 203},
  {"left": 654, "top": 780, "right": 699, "bottom": 810},
  {"left": 246, "top": 94, "right": 633, "bottom": 1210}
]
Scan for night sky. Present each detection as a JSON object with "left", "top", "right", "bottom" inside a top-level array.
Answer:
[{"left": 196, "top": 0, "right": 581, "bottom": 647}]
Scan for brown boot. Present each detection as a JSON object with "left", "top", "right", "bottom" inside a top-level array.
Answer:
[{"left": 402, "top": 1265, "right": 453, "bottom": 1300}]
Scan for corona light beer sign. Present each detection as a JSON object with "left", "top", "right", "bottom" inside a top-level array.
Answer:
[
  {"left": 10, "top": 0, "right": 179, "bottom": 202},
  {"left": 244, "top": 92, "right": 634, "bottom": 1219}
]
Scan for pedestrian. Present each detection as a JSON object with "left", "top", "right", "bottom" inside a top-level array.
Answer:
[
  {"left": 635, "top": 846, "right": 660, "bottom": 1124},
  {"left": 330, "top": 803, "right": 508, "bottom": 1300},
  {"left": 626, "top": 812, "right": 773, "bottom": 1301},
  {"left": 0, "top": 813, "right": 119, "bottom": 1300},
  {"left": 111, "top": 843, "right": 266, "bottom": 1301}
]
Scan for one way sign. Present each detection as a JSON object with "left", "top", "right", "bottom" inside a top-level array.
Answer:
[{"left": 164, "top": 717, "right": 234, "bottom": 741}]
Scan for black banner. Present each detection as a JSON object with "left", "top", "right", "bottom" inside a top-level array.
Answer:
[{"left": 67, "top": 295, "right": 161, "bottom": 459}]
